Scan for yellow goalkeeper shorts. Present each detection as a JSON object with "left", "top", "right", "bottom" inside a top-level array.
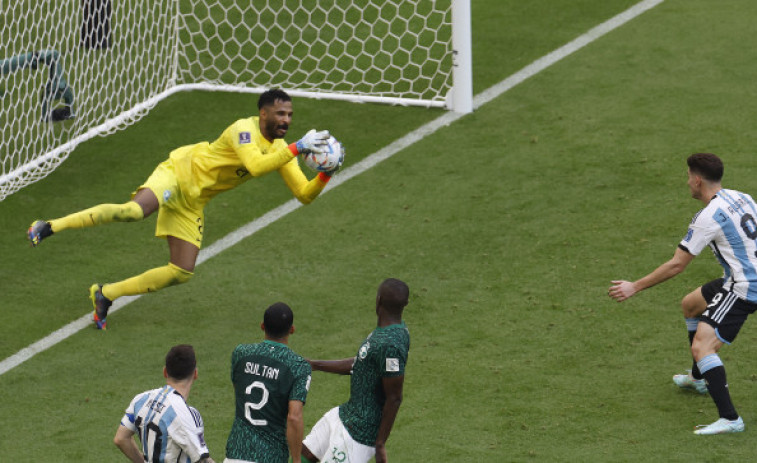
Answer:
[{"left": 135, "top": 159, "right": 204, "bottom": 248}]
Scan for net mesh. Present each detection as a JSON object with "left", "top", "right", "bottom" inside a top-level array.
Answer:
[{"left": 0, "top": 0, "right": 453, "bottom": 201}]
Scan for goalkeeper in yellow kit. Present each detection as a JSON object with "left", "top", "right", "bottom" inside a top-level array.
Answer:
[{"left": 27, "top": 89, "right": 341, "bottom": 330}]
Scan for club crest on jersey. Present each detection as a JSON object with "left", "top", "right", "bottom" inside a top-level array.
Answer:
[
  {"left": 239, "top": 131, "right": 251, "bottom": 144},
  {"left": 358, "top": 342, "right": 370, "bottom": 360},
  {"left": 163, "top": 189, "right": 172, "bottom": 202}
]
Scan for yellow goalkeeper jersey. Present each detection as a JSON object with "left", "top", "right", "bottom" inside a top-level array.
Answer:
[{"left": 169, "top": 117, "right": 327, "bottom": 206}]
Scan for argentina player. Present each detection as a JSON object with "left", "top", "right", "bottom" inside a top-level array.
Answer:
[
  {"left": 609, "top": 153, "right": 757, "bottom": 435},
  {"left": 114, "top": 345, "right": 215, "bottom": 462}
]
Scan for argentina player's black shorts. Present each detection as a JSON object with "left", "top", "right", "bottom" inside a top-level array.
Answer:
[{"left": 700, "top": 278, "right": 757, "bottom": 344}]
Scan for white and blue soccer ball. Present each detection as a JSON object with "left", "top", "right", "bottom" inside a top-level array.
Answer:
[{"left": 303, "top": 136, "right": 344, "bottom": 173}]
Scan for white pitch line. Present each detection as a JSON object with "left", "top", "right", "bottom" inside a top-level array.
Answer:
[{"left": 0, "top": 0, "right": 664, "bottom": 377}]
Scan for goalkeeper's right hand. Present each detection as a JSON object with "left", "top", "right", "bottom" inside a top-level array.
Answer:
[{"left": 295, "top": 129, "right": 330, "bottom": 155}]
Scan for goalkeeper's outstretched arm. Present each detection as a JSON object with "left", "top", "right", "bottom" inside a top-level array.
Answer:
[{"left": 278, "top": 160, "right": 331, "bottom": 204}]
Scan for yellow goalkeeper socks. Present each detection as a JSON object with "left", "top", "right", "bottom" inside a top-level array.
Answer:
[
  {"left": 49, "top": 201, "right": 144, "bottom": 233},
  {"left": 101, "top": 263, "right": 193, "bottom": 300}
]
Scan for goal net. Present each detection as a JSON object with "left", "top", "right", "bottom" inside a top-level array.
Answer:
[{"left": 0, "top": 0, "right": 471, "bottom": 201}]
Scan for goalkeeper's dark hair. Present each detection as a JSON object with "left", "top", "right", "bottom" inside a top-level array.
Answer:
[
  {"left": 378, "top": 278, "right": 410, "bottom": 313},
  {"left": 258, "top": 88, "right": 291, "bottom": 110},
  {"left": 264, "top": 302, "right": 294, "bottom": 338},
  {"left": 165, "top": 344, "right": 197, "bottom": 381},
  {"left": 687, "top": 153, "right": 723, "bottom": 182}
]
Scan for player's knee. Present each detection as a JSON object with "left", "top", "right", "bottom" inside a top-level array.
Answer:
[
  {"left": 168, "top": 263, "right": 193, "bottom": 285},
  {"left": 114, "top": 201, "right": 145, "bottom": 222},
  {"left": 690, "top": 342, "right": 699, "bottom": 359},
  {"left": 681, "top": 296, "right": 702, "bottom": 318}
]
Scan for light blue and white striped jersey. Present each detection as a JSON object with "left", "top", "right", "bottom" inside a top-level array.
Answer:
[
  {"left": 680, "top": 188, "right": 757, "bottom": 302},
  {"left": 121, "top": 385, "right": 210, "bottom": 463}
]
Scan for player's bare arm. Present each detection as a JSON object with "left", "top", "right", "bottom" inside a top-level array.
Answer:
[
  {"left": 374, "top": 375, "right": 405, "bottom": 463},
  {"left": 307, "top": 357, "right": 355, "bottom": 375},
  {"left": 609, "top": 247, "right": 695, "bottom": 302},
  {"left": 113, "top": 425, "right": 143, "bottom": 463},
  {"left": 286, "top": 400, "right": 305, "bottom": 462}
]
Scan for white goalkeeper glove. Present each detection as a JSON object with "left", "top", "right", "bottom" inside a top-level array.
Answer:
[
  {"left": 324, "top": 140, "right": 345, "bottom": 176},
  {"left": 296, "top": 129, "right": 330, "bottom": 155}
]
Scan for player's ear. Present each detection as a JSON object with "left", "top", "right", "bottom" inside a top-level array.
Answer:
[
  {"left": 290, "top": 325, "right": 295, "bottom": 335},
  {"left": 193, "top": 368, "right": 198, "bottom": 380},
  {"left": 163, "top": 366, "right": 168, "bottom": 379},
  {"left": 261, "top": 322, "right": 266, "bottom": 332}
]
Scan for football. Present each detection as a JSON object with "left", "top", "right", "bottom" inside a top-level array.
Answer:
[{"left": 303, "top": 135, "right": 344, "bottom": 173}]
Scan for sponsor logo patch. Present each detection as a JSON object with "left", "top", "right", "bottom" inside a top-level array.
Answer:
[
  {"left": 239, "top": 131, "right": 251, "bottom": 144},
  {"left": 386, "top": 358, "right": 400, "bottom": 372}
]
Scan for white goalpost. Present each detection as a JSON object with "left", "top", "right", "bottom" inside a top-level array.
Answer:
[{"left": 0, "top": 0, "right": 472, "bottom": 201}]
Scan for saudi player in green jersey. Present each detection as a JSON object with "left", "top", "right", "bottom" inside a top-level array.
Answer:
[
  {"left": 302, "top": 278, "right": 410, "bottom": 463},
  {"left": 225, "top": 303, "right": 311, "bottom": 463}
]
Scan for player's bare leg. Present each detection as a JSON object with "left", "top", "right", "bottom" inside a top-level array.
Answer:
[
  {"left": 167, "top": 235, "right": 199, "bottom": 272},
  {"left": 673, "top": 286, "right": 709, "bottom": 393},
  {"left": 93, "top": 190, "right": 195, "bottom": 328},
  {"left": 681, "top": 287, "right": 707, "bottom": 318},
  {"left": 132, "top": 187, "right": 159, "bottom": 217}
]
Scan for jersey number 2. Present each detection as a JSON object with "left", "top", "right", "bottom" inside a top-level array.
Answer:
[{"left": 244, "top": 381, "right": 270, "bottom": 426}]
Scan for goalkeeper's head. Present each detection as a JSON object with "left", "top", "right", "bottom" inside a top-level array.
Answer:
[
  {"left": 165, "top": 344, "right": 197, "bottom": 381},
  {"left": 258, "top": 88, "right": 291, "bottom": 110},
  {"left": 258, "top": 88, "right": 293, "bottom": 141},
  {"left": 262, "top": 302, "right": 295, "bottom": 340}
]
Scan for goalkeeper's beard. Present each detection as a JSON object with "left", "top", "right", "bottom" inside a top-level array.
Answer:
[
  {"left": 265, "top": 120, "right": 288, "bottom": 139},
  {"left": 275, "top": 123, "right": 289, "bottom": 138}
]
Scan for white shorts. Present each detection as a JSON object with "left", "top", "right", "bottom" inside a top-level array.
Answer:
[{"left": 303, "top": 407, "right": 375, "bottom": 463}]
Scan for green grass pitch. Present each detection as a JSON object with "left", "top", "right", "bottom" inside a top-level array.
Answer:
[{"left": 3, "top": 0, "right": 757, "bottom": 461}]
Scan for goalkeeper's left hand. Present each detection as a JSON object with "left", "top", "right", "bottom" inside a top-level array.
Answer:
[
  {"left": 296, "top": 129, "right": 330, "bottom": 155},
  {"left": 324, "top": 140, "right": 345, "bottom": 176}
]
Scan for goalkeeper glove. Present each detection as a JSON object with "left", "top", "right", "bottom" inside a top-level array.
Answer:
[
  {"left": 323, "top": 141, "right": 345, "bottom": 176},
  {"left": 296, "top": 129, "right": 330, "bottom": 155}
]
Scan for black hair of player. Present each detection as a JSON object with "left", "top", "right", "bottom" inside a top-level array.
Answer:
[
  {"left": 687, "top": 153, "right": 723, "bottom": 183},
  {"left": 258, "top": 89, "right": 291, "bottom": 110},
  {"left": 264, "top": 302, "right": 294, "bottom": 338},
  {"left": 165, "top": 344, "right": 197, "bottom": 381},
  {"left": 378, "top": 278, "right": 410, "bottom": 313}
]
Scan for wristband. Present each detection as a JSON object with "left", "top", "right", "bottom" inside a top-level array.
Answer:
[
  {"left": 317, "top": 172, "right": 331, "bottom": 183},
  {"left": 287, "top": 143, "right": 299, "bottom": 156}
]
